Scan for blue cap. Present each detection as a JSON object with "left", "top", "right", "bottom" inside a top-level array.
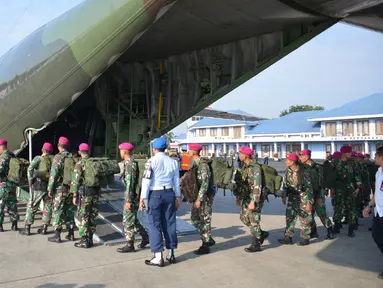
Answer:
[{"left": 152, "top": 137, "right": 167, "bottom": 149}]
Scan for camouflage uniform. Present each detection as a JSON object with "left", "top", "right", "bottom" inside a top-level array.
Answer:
[
  {"left": 122, "top": 159, "right": 147, "bottom": 242},
  {"left": 191, "top": 158, "right": 215, "bottom": 243},
  {"left": 239, "top": 160, "right": 264, "bottom": 240},
  {"left": 334, "top": 159, "right": 362, "bottom": 232},
  {"left": 0, "top": 150, "right": 19, "bottom": 224},
  {"left": 305, "top": 162, "right": 333, "bottom": 233},
  {"left": 70, "top": 156, "right": 100, "bottom": 239},
  {"left": 48, "top": 150, "right": 75, "bottom": 232},
  {"left": 283, "top": 166, "right": 314, "bottom": 240},
  {"left": 25, "top": 155, "right": 53, "bottom": 226}
]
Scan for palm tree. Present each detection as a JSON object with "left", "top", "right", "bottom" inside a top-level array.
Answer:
[{"left": 164, "top": 132, "right": 175, "bottom": 145}]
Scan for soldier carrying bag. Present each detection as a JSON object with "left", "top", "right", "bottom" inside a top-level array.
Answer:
[
  {"left": 180, "top": 166, "right": 199, "bottom": 203},
  {"left": 84, "top": 157, "right": 120, "bottom": 188},
  {"left": 63, "top": 156, "right": 76, "bottom": 186},
  {"left": 33, "top": 155, "right": 54, "bottom": 182}
]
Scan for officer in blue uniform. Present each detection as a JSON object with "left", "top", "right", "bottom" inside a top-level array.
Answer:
[{"left": 140, "top": 137, "right": 181, "bottom": 267}]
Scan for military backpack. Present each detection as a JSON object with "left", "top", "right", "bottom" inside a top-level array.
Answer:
[
  {"left": 202, "top": 157, "right": 234, "bottom": 188},
  {"left": 84, "top": 157, "right": 120, "bottom": 187},
  {"left": 8, "top": 157, "right": 29, "bottom": 185},
  {"left": 62, "top": 156, "right": 76, "bottom": 185},
  {"left": 180, "top": 165, "right": 199, "bottom": 202},
  {"left": 33, "top": 155, "right": 54, "bottom": 182}
]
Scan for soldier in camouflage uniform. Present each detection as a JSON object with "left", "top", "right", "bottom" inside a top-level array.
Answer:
[
  {"left": 236, "top": 146, "right": 269, "bottom": 252},
  {"left": 333, "top": 146, "right": 362, "bottom": 237},
  {"left": 20, "top": 143, "right": 54, "bottom": 236},
  {"left": 117, "top": 142, "right": 149, "bottom": 253},
  {"left": 47, "top": 137, "right": 76, "bottom": 243},
  {"left": 278, "top": 153, "right": 314, "bottom": 246},
  {"left": 357, "top": 153, "right": 372, "bottom": 214},
  {"left": 189, "top": 143, "right": 216, "bottom": 255},
  {"left": 70, "top": 143, "right": 99, "bottom": 248},
  {"left": 0, "top": 139, "right": 19, "bottom": 232},
  {"left": 300, "top": 149, "right": 334, "bottom": 240}
]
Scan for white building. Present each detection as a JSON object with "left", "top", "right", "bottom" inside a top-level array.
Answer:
[{"left": 179, "top": 93, "right": 383, "bottom": 159}]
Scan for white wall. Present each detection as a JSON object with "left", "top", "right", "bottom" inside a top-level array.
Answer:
[{"left": 311, "top": 142, "right": 325, "bottom": 160}]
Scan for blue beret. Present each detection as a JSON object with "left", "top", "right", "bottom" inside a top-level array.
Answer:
[{"left": 153, "top": 137, "right": 167, "bottom": 149}]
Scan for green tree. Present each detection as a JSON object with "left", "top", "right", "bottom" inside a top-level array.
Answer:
[
  {"left": 280, "top": 105, "right": 324, "bottom": 117},
  {"left": 164, "top": 132, "right": 175, "bottom": 144}
]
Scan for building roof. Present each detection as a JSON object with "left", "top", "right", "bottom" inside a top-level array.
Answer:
[
  {"left": 308, "top": 93, "right": 383, "bottom": 121},
  {"left": 246, "top": 111, "right": 322, "bottom": 135},
  {"left": 226, "top": 109, "right": 253, "bottom": 116},
  {"left": 190, "top": 117, "right": 258, "bottom": 128}
]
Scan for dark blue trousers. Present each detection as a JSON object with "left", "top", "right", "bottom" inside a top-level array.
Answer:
[{"left": 148, "top": 189, "right": 178, "bottom": 253}]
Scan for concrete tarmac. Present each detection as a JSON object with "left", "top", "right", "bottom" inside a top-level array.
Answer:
[{"left": 0, "top": 161, "right": 381, "bottom": 288}]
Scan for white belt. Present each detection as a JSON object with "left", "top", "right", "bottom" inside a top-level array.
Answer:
[{"left": 150, "top": 185, "right": 173, "bottom": 191}]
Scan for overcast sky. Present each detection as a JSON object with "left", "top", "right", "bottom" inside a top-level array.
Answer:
[{"left": 1, "top": 1, "right": 383, "bottom": 135}]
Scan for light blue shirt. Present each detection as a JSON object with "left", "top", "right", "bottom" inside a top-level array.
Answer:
[{"left": 141, "top": 152, "right": 181, "bottom": 199}]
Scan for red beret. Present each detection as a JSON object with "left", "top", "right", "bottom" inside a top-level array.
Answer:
[
  {"left": 357, "top": 153, "right": 365, "bottom": 159},
  {"left": 332, "top": 152, "right": 341, "bottom": 159},
  {"left": 188, "top": 143, "right": 202, "bottom": 151},
  {"left": 119, "top": 142, "right": 134, "bottom": 151},
  {"left": 79, "top": 143, "right": 90, "bottom": 152},
  {"left": 351, "top": 152, "right": 358, "bottom": 158},
  {"left": 365, "top": 153, "right": 370, "bottom": 158},
  {"left": 301, "top": 149, "right": 311, "bottom": 156},
  {"left": 340, "top": 145, "right": 352, "bottom": 154},
  {"left": 58, "top": 137, "right": 70, "bottom": 146},
  {"left": 42, "top": 142, "right": 53, "bottom": 153},
  {"left": 0, "top": 139, "right": 7, "bottom": 145},
  {"left": 287, "top": 153, "right": 299, "bottom": 161},
  {"left": 239, "top": 146, "right": 254, "bottom": 156}
]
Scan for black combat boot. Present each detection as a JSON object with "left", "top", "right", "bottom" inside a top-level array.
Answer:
[
  {"left": 48, "top": 229, "right": 62, "bottom": 243},
  {"left": 208, "top": 237, "right": 216, "bottom": 247},
  {"left": 74, "top": 237, "right": 92, "bottom": 249},
  {"left": 298, "top": 239, "right": 310, "bottom": 246},
  {"left": 260, "top": 230, "right": 269, "bottom": 244},
  {"left": 19, "top": 224, "right": 31, "bottom": 236},
  {"left": 194, "top": 241, "right": 210, "bottom": 255},
  {"left": 0, "top": 224, "right": 3, "bottom": 232},
  {"left": 37, "top": 224, "right": 48, "bottom": 235},
  {"left": 65, "top": 227, "right": 75, "bottom": 241},
  {"left": 244, "top": 237, "right": 261, "bottom": 253},
  {"left": 88, "top": 233, "right": 94, "bottom": 248},
  {"left": 310, "top": 227, "right": 319, "bottom": 239},
  {"left": 348, "top": 225, "right": 355, "bottom": 237},
  {"left": 117, "top": 241, "right": 136, "bottom": 253},
  {"left": 333, "top": 223, "right": 342, "bottom": 234},
  {"left": 326, "top": 226, "right": 334, "bottom": 240},
  {"left": 11, "top": 220, "right": 18, "bottom": 231},
  {"left": 278, "top": 236, "right": 293, "bottom": 245},
  {"left": 137, "top": 230, "right": 150, "bottom": 249}
]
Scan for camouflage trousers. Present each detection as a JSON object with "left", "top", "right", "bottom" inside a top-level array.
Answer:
[
  {"left": 311, "top": 190, "right": 332, "bottom": 230},
  {"left": 240, "top": 198, "right": 264, "bottom": 240},
  {"left": 191, "top": 195, "right": 214, "bottom": 243},
  {"left": 0, "top": 185, "right": 19, "bottom": 224},
  {"left": 123, "top": 200, "right": 147, "bottom": 242},
  {"left": 25, "top": 190, "right": 53, "bottom": 225},
  {"left": 285, "top": 192, "right": 313, "bottom": 240},
  {"left": 334, "top": 187, "right": 357, "bottom": 225},
  {"left": 78, "top": 193, "right": 99, "bottom": 238},
  {"left": 52, "top": 186, "right": 75, "bottom": 231}
]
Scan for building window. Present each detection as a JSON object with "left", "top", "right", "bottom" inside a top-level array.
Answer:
[
  {"left": 342, "top": 121, "right": 353, "bottom": 136},
  {"left": 192, "top": 130, "right": 196, "bottom": 137},
  {"left": 233, "top": 127, "right": 242, "bottom": 139},
  {"left": 376, "top": 120, "right": 383, "bottom": 135},
  {"left": 357, "top": 120, "right": 369, "bottom": 136},
  {"left": 325, "top": 144, "right": 331, "bottom": 153},
  {"left": 198, "top": 129, "right": 206, "bottom": 137},
  {"left": 210, "top": 128, "right": 217, "bottom": 136},
  {"left": 261, "top": 145, "right": 270, "bottom": 155},
  {"left": 351, "top": 144, "right": 363, "bottom": 152},
  {"left": 221, "top": 127, "right": 229, "bottom": 136},
  {"left": 326, "top": 122, "right": 336, "bottom": 136}
]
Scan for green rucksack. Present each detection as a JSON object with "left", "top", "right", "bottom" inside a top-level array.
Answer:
[
  {"left": 38, "top": 155, "right": 53, "bottom": 173},
  {"left": 8, "top": 157, "right": 29, "bottom": 185},
  {"left": 63, "top": 156, "right": 76, "bottom": 185},
  {"left": 302, "top": 162, "right": 323, "bottom": 191},
  {"left": 259, "top": 164, "right": 283, "bottom": 195},
  {"left": 84, "top": 157, "right": 120, "bottom": 187},
  {"left": 202, "top": 157, "right": 234, "bottom": 188}
]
